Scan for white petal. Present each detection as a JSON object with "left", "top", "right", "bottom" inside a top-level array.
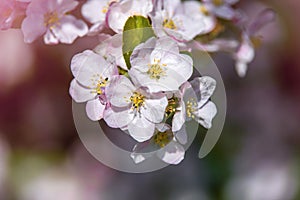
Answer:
[
  {"left": 71, "top": 50, "right": 116, "bottom": 87},
  {"left": 43, "top": 29, "right": 59, "bottom": 44},
  {"left": 128, "top": 116, "right": 155, "bottom": 142},
  {"left": 105, "top": 76, "right": 135, "bottom": 107},
  {"left": 141, "top": 97, "right": 168, "bottom": 123},
  {"left": 194, "top": 101, "right": 217, "bottom": 129},
  {"left": 130, "top": 152, "right": 146, "bottom": 164},
  {"left": 107, "top": 0, "right": 153, "bottom": 33},
  {"left": 156, "top": 140, "right": 185, "bottom": 164},
  {"left": 69, "top": 79, "right": 95, "bottom": 103},
  {"left": 81, "top": 0, "right": 108, "bottom": 24},
  {"left": 51, "top": 15, "right": 88, "bottom": 44},
  {"left": 190, "top": 76, "right": 216, "bottom": 108},
  {"left": 172, "top": 103, "right": 186, "bottom": 132},
  {"left": 214, "top": 5, "right": 236, "bottom": 20},
  {"left": 103, "top": 106, "right": 134, "bottom": 128},
  {"left": 175, "top": 125, "right": 188, "bottom": 145},
  {"left": 86, "top": 98, "right": 106, "bottom": 121}
]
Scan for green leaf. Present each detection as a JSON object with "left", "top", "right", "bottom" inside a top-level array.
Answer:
[{"left": 122, "top": 16, "right": 155, "bottom": 69}]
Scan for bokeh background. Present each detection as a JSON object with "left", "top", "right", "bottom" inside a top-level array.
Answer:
[{"left": 0, "top": 0, "right": 299, "bottom": 199}]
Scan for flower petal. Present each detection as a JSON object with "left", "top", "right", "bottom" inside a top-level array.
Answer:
[
  {"left": 86, "top": 98, "right": 106, "bottom": 121},
  {"left": 193, "top": 101, "right": 217, "bottom": 129},
  {"left": 175, "top": 125, "right": 188, "bottom": 145},
  {"left": 21, "top": 14, "right": 46, "bottom": 43},
  {"left": 69, "top": 79, "right": 96, "bottom": 103},
  {"left": 142, "top": 96, "right": 168, "bottom": 123},
  {"left": 190, "top": 76, "right": 216, "bottom": 108},
  {"left": 103, "top": 106, "right": 134, "bottom": 128},
  {"left": 81, "top": 0, "right": 108, "bottom": 24},
  {"left": 128, "top": 116, "right": 155, "bottom": 142},
  {"left": 51, "top": 15, "right": 88, "bottom": 44},
  {"left": 156, "top": 140, "right": 185, "bottom": 164},
  {"left": 172, "top": 103, "right": 186, "bottom": 132},
  {"left": 105, "top": 76, "right": 135, "bottom": 108}
]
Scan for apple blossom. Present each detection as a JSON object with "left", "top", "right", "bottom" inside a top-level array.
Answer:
[
  {"left": 107, "top": 0, "right": 153, "bottom": 33},
  {"left": 130, "top": 124, "right": 185, "bottom": 165},
  {"left": 172, "top": 76, "right": 217, "bottom": 134},
  {"left": 21, "top": 0, "right": 88, "bottom": 44},
  {"left": 151, "top": 0, "right": 216, "bottom": 42},
  {"left": 129, "top": 36, "right": 193, "bottom": 93},
  {"left": 69, "top": 50, "right": 118, "bottom": 121},
  {"left": 104, "top": 75, "right": 168, "bottom": 142}
]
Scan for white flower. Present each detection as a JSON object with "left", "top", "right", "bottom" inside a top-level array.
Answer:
[
  {"left": 131, "top": 124, "right": 185, "bottom": 165},
  {"left": 94, "top": 34, "right": 127, "bottom": 70},
  {"left": 107, "top": 0, "right": 153, "bottom": 33},
  {"left": 129, "top": 37, "right": 193, "bottom": 93},
  {"left": 69, "top": 50, "right": 118, "bottom": 121},
  {"left": 234, "top": 9, "right": 275, "bottom": 77},
  {"left": 172, "top": 76, "right": 217, "bottom": 133},
  {"left": 151, "top": 0, "right": 216, "bottom": 41},
  {"left": 21, "top": 0, "right": 88, "bottom": 44},
  {"left": 104, "top": 75, "right": 168, "bottom": 142},
  {"left": 202, "top": 0, "right": 239, "bottom": 20}
]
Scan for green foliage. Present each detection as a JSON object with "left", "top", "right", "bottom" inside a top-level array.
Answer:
[{"left": 122, "top": 16, "right": 155, "bottom": 69}]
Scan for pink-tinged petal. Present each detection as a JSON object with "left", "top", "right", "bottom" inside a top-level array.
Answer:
[
  {"left": 55, "top": 0, "right": 78, "bottom": 14},
  {"left": 44, "top": 29, "right": 59, "bottom": 44},
  {"left": 81, "top": 0, "right": 108, "bottom": 24},
  {"left": 163, "top": 0, "right": 180, "bottom": 16},
  {"left": 89, "top": 22, "right": 106, "bottom": 35},
  {"left": 141, "top": 97, "right": 168, "bottom": 123},
  {"left": 130, "top": 37, "right": 156, "bottom": 73},
  {"left": 51, "top": 15, "right": 88, "bottom": 44},
  {"left": 224, "top": 0, "right": 239, "bottom": 4},
  {"left": 86, "top": 98, "right": 106, "bottom": 121},
  {"left": 151, "top": 36, "right": 179, "bottom": 59},
  {"left": 21, "top": 14, "right": 46, "bottom": 43},
  {"left": 214, "top": 5, "right": 236, "bottom": 20},
  {"left": 156, "top": 140, "right": 185, "bottom": 164},
  {"left": 194, "top": 101, "right": 217, "bottom": 129},
  {"left": 175, "top": 126, "right": 187, "bottom": 145},
  {"left": 172, "top": 104, "right": 185, "bottom": 132},
  {"left": 103, "top": 106, "right": 134, "bottom": 128},
  {"left": 128, "top": 116, "right": 155, "bottom": 142},
  {"left": 190, "top": 76, "right": 216, "bottom": 108},
  {"left": 247, "top": 8, "right": 276, "bottom": 36},
  {"left": 94, "top": 34, "right": 127, "bottom": 70},
  {"left": 107, "top": 0, "right": 153, "bottom": 33},
  {"left": 105, "top": 76, "right": 135, "bottom": 108},
  {"left": 69, "top": 79, "right": 96, "bottom": 103},
  {"left": 71, "top": 50, "right": 115, "bottom": 87}
]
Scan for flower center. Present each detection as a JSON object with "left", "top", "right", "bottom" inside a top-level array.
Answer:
[
  {"left": 186, "top": 98, "right": 198, "bottom": 119},
  {"left": 163, "top": 18, "right": 177, "bottom": 30},
  {"left": 153, "top": 130, "right": 173, "bottom": 148},
  {"left": 44, "top": 12, "right": 60, "bottom": 28},
  {"left": 91, "top": 74, "right": 108, "bottom": 95},
  {"left": 165, "top": 97, "right": 179, "bottom": 117},
  {"left": 130, "top": 92, "right": 145, "bottom": 111},
  {"left": 212, "top": 0, "right": 224, "bottom": 6},
  {"left": 147, "top": 59, "right": 167, "bottom": 80}
]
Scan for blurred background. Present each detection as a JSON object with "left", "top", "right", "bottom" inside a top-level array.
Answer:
[{"left": 0, "top": 0, "right": 299, "bottom": 199}]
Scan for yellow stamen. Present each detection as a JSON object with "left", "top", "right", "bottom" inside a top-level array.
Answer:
[
  {"left": 212, "top": 0, "right": 224, "bottom": 6},
  {"left": 91, "top": 74, "right": 108, "bottom": 95},
  {"left": 200, "top": 5, "right": 209, "bottom": 15},
  {"left": 130, "top": 92, "right": 145, "bottom": 112},
  {"left": 153, "top": 130, "right": 173, "bottom": 148},
  {"left": 147, "top": 59, "right": 167, "bottom": 80},
  {"left": 163, "top": 19, "right": 177, "bottom": 30},
  {"left": 165, "top": 97, "right": 179, "bottom": 117},
  {"left": 44, "top": 12, "right": 60, "bottom": 28},
  {"left": 186, "top": 98, "right": 198, "bottom": 119}
]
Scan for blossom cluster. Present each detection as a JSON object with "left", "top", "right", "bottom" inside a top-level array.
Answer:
[{"left": 1, "top": 0, "right": 275, "bottom": 165}]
